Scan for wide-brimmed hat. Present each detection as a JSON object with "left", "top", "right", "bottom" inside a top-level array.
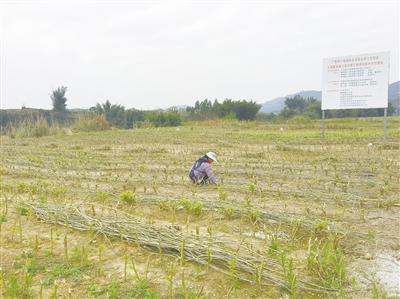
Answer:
[{"left": 206, "top": 152, "right": 217, "bottom": 162}]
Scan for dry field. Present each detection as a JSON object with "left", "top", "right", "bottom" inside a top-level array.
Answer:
[{"left": 0, "top": 118, "right": 399, "bottom": 299}]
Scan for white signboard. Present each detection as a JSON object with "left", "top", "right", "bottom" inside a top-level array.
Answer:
[{"left": 322, "top": 52, "right": 390, "bottom": 110}]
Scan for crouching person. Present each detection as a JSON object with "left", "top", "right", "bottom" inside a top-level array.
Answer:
[{"left": 189, "top": 152, "right": 218, "bottom": 185}]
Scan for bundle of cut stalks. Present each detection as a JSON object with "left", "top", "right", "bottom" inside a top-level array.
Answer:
[
  {"left": 26, "top": 202, "right": 336, "bottom": 295},
  {"left": 125, "top": 195, "right": 353, "bottom": 239}
]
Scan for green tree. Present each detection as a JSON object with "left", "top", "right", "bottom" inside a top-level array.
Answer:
[
  {"left": 0, "top": 110, "right": 11, "bottom": 127},
  {"left": 125, "top": 109, "right": 145, "bottom": 128},
  {"left": 256, "top": 112, "right": 276, "bottom": 121},
  {"left": 357, "top": 109, "right": 379, "bottom": 117},
  {"left": 280, "top": 95, "right": 396, "bottom": 120},
  {"left": 147, "top": 111, "right": 181, "bottom": 127},
  {"left": 232, "top": 100, "right": 261, "bottom": 121},
  {"left": 303, "top": 102, "right": 322, "bottom": 119},
  {"left": 284, "top": 95, "right": 307, "bottom": 112},
  {"left": 187, "top": 98, "right": 261, "bottom": 121},
  {"left": 378, "top": 102, "right": 396, "bottom": 116},
  {"left": 389, "top": 98, "right": 399, "bottom": 116},
  {"left": 95, "top": 100, "right": 112, "bottom": 118},
  {"left": 187, "top": 99, "right": 217, "bottom": 121},
  {"left": 50, "top": 86, "right": 68, "bottom": 112},
  {"left": 213, "top": 99, "right": 222, "bottom": 118},
  {"left": 107, "top": 104, "right": 126, "bottom": 128},
  {"left": 219, "top": 99, "right": 235, "bottom": 118},
  {"left": 279, "top": 108, "right": 297, "bottom": 119},
  {"left": 95, "top": 100, "right": 126, "bottom": 128}
]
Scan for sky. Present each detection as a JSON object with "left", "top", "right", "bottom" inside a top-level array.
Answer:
[{"left": 1, "top": 1, "right": 399, "bottom": 111}]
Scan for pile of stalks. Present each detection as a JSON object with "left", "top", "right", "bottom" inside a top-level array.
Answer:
[
  {"left": 26, "top": 202, "right": 336, "bottom": 295},
  {"left": 126, "top": 195, "right": 356, "bottom": 240}
]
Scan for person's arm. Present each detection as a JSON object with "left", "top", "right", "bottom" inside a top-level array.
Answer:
[{"left": 204, "top": 164, "right": 217, "bottom": 184}]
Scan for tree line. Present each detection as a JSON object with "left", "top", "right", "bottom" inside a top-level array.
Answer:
[
  {"left": 88, "top": 98, "right": 262, "bottom": 128},
  {"left": 1, "top": 86, "right": 397, "bottom": 131},
  {"left": 275, "top": 94, "right": 397, "bottom": 120}
]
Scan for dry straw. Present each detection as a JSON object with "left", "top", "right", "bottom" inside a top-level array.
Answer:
[{"left": 26, "top": 202, "right": 337, "bottom": 295}]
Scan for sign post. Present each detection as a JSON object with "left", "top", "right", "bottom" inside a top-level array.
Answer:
[{"left": 321, "top": 52, "right": 390, "bottom": 142}]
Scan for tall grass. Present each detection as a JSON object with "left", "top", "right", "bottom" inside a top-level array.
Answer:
[
  {"left": 4, "top": 113, "right": 111, "bottom": 138},
  {"left": 72, "top": 113, "right": 110, "bottom": 132},
  {"left": 7, "top": 117, "right": 65, "bottom": 138}
]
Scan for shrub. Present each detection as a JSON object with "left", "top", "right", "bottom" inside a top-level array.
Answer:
[{"left": 72, "top": 113, "right": 110, "bottom": 132}]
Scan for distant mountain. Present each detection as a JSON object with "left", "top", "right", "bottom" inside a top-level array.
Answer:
[
  {"left": 260, "top": 81, "right": 400, "bottom": 114},
  {"left": 259, "top": 90, "right": 322, "bottom": 113},
  {"left": 167, "top": 105, "right": 189, "bottom": 111},
  {"left": 388, "top": 81, "right": 400, "bottom": 100},
  {"left": 388, "top": 81, "right": 400, "bottom": 116}
]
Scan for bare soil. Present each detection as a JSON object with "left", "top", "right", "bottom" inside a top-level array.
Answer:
[{"left": 1, "top": 123, "right": 399, "bottom": 298}]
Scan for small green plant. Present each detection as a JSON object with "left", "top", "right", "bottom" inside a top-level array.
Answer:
[
  {"left": 227, "top": 278, "right": 239, "bottom": 298},
  {"left": 260, "top": 196, "right": 268, "bottom": 206},
  {"left": 98, "top": 245, "right": 105, "bottom": 273},
  {"left": 50, "top": 280, "right": 59, "bottom": 298},
  {"left": 133, "top": 278, "right": 148, "bottom": 296},
  {"left": 106, "top": 280, "right": 121, "bottom": 299},
  {"left": 248, "top": 181, "right": 256, "bottom": 193},
  {"left": 180, "top": 238, "right": 186, "bottom": 266},
  {"left": 70, "top": 245, "right": 91, "bottom": 267},
  {"left": 267, "top": 240, "right": 280, "bottom": 256},
  {"left": 0, "top": 214, "right": 7, "bottom": 231},
  {"left": 228, "top": 253, "right": 238, "bottom": 280},
  {"left": 313, "top": 219, "right": 329, "bottom": 235},
  {"left": 123, "top": 254, "right": 129, "bottom": 282},
  {"left": 16, "top": 201, "right": 29, "bottom": 215},
  {"left": 205, "top": 247, "right": 213, "bottom": 271},
  {"left": 119, "top": 191, "right": 136, "bottom": 203},
  {"left": 253, "top": 261, "right": 264, "bottom": 292},
  {"left": 96, "top": 191, "right": 110, "bottom": 203},
  {"left": 87, "top": 280, "right": 121, "bottom": 298},
  {"left": 178, "top": 271, "right": 193, "bottom": 299},
  {"left": 87, "top": 282, "right": 104, "bottom": 297},
  {"left": 308, "top": 234, "right": 348, "bottom": 292},
  {"left": 367, "top": 229, "right": 375, "bottom": 244},
  {"left": 222, "top": 204, "right": 234, "bottom": 219},
  {"left": 218, "top": 187, "right": 229, "bottom": 200},
  {"left": 195, "top": 265, "right": 202, "bottom": 278},
  {"left": 190, "top": 201, "right": 203, "bottom": 215},
  {"left": 3, "top": 266, "right": 36, "bottom": 298},
  {"left": 145, "top": 288, "right": 160, "bottom": 299},
  {"left": 63, "top": 234, "right": 69, "bottom": 261},
  {"left": 16, "top": 181, "right": 28, "bottom": 193},
  {"left": 157, "top": 199, "right": 170, "bottom": 211},
  {"left": 165, "top": 262, "right": 175, "bottom": 299},
  {"left": 50, "top": 185, "right": 67, "bottom": 199},
  {"left": 246, "top": 206, "right": 261, "bottom": 223},
  {"left": 368, "top": 273, "right": 387, "bottom": 299},
  {"left": 286, "top": 257, "right": 297, "bottom": 295},
  {"left": 44, "top": 261, "right": 89, "bottom": 286},
  {"left": 244, "top": 195, "right": 251, "bottom": 206},
  {"left": 179, "top": 199, "right": 203, "bottom": 215},
  {"left": 249, "top": 285, "right": 259, "bottom": 297}
]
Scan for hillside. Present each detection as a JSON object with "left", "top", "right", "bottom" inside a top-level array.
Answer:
[
  {"left": 259, "top": 90, "right": 322, "bottom": 113},
  {"left": 260, "top": 81, "right": 400, "bottom": 114}
]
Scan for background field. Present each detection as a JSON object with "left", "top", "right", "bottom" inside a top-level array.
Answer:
[{"left": 1, "top": 117, "right": 399, "bottom": 299}]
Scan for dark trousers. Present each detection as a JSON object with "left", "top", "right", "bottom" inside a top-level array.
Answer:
[{"left": 189, "top": 171, "right": 209, "bottom": 185}]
